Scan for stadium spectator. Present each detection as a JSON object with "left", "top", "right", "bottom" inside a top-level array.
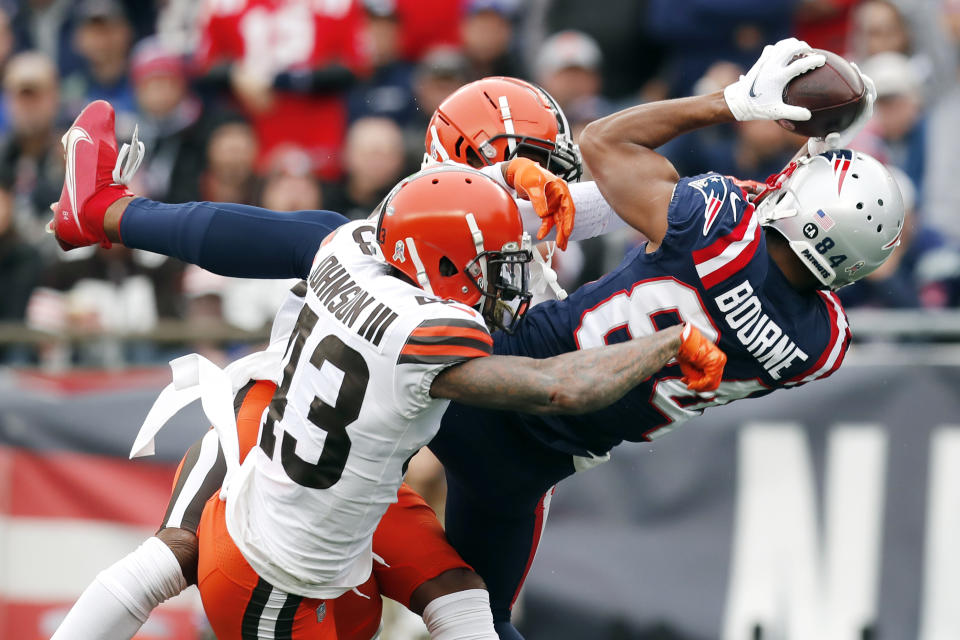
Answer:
[
  {"left": 0, "top": 8, "right": 15, "bottom": 132},
  {"left": 461, "top": 0, "right": 523, "bottom": 79},
  {"left": 198, "top": 119, "right": 259, "bottom": 205},
  {"left": 533, "top": 30, "right": 611, "bottom": 114},
  {"left": 10, "top": 0, "right": 82, "bottom": 76},
  {"left": 923, "top": 1, "right": 960, "bottom": 244},
  {"left": 646, "top": 0, "right": 795, "bottom": 96},
  {"left": 322, "top": 116, "right": 406, "bottom": 220},
  {"left": 129, "top": 36, "right": 208, "bottom": 202},
  {"left": 404, "top": 46, "right": 470, "bottom": 165},
  {"left": 26, "top": 245, "right": 184, "bottom": 366},
  {"left": 61, "top": 0, "right": 136, "bottom": 127},
  {"left": 0, "top": 51, "right": 64, "bottom": 245},
  {"left": 392, "top": 0, "right": 462, "bottom": 61},
  {"left": 794, "top": 0, "right": 858, "bottom": 56},
  {"left": 847, "top": 0, "right": 956, "bottom": 101},
  {"left": 946, "top": 0, "right": 960, "bottom": 43},
  {"left": 848, "top": 0, "right": 912, "bottom": 59},
  {"left": 347, "top": 1, "right": 418, "bottom": 125},
  {"left": 180, "top": 150, "right": 322, "bottom": 354},
  {"left": 855, "top": 52, "right": 927, "bottom": 197},
  {"left": 0, "top": 185, "right": 41, "bottom": 325},
  {"left": 193, "top": 0, "right": 368, "bottom": 180},
  {"left": 520, "top": 0, "right": 665, "bottom": 101},
  {"left": 259, "top": 148, "right": 323, "bottom": 213},
  {"left": 129, "top": 36, "right": 243, "bottom": 204}
]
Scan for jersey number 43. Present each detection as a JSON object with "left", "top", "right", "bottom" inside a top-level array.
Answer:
[{"left": 259, "top": 305, "right": 369, "bottom": 489}]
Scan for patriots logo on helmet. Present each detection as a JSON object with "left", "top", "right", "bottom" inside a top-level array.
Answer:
[
  {"left": 688, "top": 174, "right": 730, "bottom": 235},
  {"left": 819, "top": 149, "right": 855, "bottom": 195},
  {"left": 393, "top": 240, "right": 406, "bottom": 263}
]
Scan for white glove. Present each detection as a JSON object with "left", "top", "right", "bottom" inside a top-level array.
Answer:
[
  {"left": 723, "top": 38, "right": 826, "bottom": 122},
  {"left": 807, "top": 62, "right": 877, "bottom": 155}
]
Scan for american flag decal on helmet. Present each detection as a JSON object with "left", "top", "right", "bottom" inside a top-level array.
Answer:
[{"left": 814, "top": 208, "right": 836, "bottom": 231}]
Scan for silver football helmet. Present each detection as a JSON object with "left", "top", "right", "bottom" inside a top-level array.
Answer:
[{"left": 755, "top": 149, "right": 904, "bottom": 289}]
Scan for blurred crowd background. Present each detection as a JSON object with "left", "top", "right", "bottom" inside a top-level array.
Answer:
[{"left": 1, "top": 0, "right": 959, "bottom": 369}]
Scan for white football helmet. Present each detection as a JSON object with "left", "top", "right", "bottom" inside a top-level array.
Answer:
[{"left": 755, "top": 149, "right": 904, "bottom": 289}]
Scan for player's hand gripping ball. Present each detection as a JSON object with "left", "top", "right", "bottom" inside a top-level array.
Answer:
[
  {"left": 676, "top": 324, "right": 726, "bottom": 392},
  {"left": 778, "top": 49, "right": 869, "bottom": 139}
]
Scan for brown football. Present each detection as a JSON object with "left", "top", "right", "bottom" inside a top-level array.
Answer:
[{"left": 778, "top": 49, "right": 867, "bottom": 138}]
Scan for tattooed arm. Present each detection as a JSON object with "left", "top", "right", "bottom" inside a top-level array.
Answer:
[{"left": 430, "top": 324, "right": 725, "bottom": 415}]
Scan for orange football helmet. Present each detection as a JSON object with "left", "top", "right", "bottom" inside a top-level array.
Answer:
[
  {"left": 424, "top": 76, "right": 582, "bottom": 182},
  {"left": 377, "top": 165, "right": 533, "bottom": 332}
]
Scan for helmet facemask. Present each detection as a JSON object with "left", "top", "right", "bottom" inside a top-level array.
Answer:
[{"left": 463, "top": 235, "right": 533, "bottom": 334}]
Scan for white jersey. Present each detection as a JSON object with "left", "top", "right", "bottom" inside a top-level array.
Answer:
[{"left": 224, "top": 220, "right": 493, "bottom": 598}]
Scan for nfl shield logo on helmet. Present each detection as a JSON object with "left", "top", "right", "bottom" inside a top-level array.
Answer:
[
  {"left": 819, "top": 149, "right": 855, "bottom": 195},
  {"left": 393, "top": 240, "right": 406, "bottom": 263}
]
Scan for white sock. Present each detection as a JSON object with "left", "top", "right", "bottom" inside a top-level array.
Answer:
[
  {"left": 51, "top": 537, "right": 188, "bottom": 639},
  {"left": 422, "top": 588, "right": 498, "bottom": 640}
]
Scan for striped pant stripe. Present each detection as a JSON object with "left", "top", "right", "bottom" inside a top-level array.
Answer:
[
  {"left": 239, "top": 575, "right": 306, "bottom": 639},
  {"left": 242, "top": 577, "right": 274, "bottom": 640},
  {"left": 161, "top": 429, "right": 225, "bottom": 532}
]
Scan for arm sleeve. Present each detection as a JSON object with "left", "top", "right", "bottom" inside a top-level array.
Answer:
[
  {"left": 119, "top": 198, "right": 348, "bottom": 280},
  {"left": 395, "top": 316, "right": 493, "bottom": 416},
  {"left": 517, "top": 181, "right": 631, "bottom": 243}
]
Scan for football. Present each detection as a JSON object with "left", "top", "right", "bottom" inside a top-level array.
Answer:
[{"left": 778, "top": 49, "right": 867, "bottom": 138}]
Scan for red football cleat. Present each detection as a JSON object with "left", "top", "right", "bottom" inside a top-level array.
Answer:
[{"left": 49, "top": 100, "right": 143, "bottom": 251}]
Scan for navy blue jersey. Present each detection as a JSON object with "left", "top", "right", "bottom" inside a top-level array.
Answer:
[{"left": 491, "top": 173, "right": 850, "bottom": 457}]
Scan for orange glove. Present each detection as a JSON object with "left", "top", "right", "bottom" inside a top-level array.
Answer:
[
  {"left": 676, "top": 323, "right": 726, "bottom": 392},
  {"left": 505, "top": 157, "right": 575, "bottom": 250}
]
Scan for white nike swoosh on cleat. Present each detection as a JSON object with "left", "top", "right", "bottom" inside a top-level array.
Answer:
[{"left": 63, "top": 126, "right": 93, "bottom": 229}]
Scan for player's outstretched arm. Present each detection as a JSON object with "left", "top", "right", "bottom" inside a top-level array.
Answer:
[
  {"left": 580, "top": 38, "right": 823, "bottom": 250},
  {"left": 430, "top": 324, "right": 725, "bottom": 415},
  {"left": 580, "top": 94, "right": 732, "bottom": 249}
]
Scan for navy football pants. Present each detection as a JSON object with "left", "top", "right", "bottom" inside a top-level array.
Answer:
[{"left": 429, "top": 402, "right": 577, "bottom": 639}]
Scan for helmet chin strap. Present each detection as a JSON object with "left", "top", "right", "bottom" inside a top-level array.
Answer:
[
  {"left": 464, "top": 212, "right": 488, "bottom": 288},
  {"left": 753, "top": 160, "right": 802, "bottom": 207},
  {"left": 758, "top": 206, "right": 799, "bottom": 223},
  {"left": 404, "top": 237, "right": 434, "bottom": 294}
]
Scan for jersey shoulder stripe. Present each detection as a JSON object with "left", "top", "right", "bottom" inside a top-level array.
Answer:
[
  {"left": 398, "top": 317, "right": 492, "bottom": 365},
  {"left": 290, "top": 280, "right": 308, "bottom": 298},
  {"left": 693, "top": 202, "right": 761, "bottom": 289},
  {"left": 786, "top": 291, "right": 850, "bottom": 387}
]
